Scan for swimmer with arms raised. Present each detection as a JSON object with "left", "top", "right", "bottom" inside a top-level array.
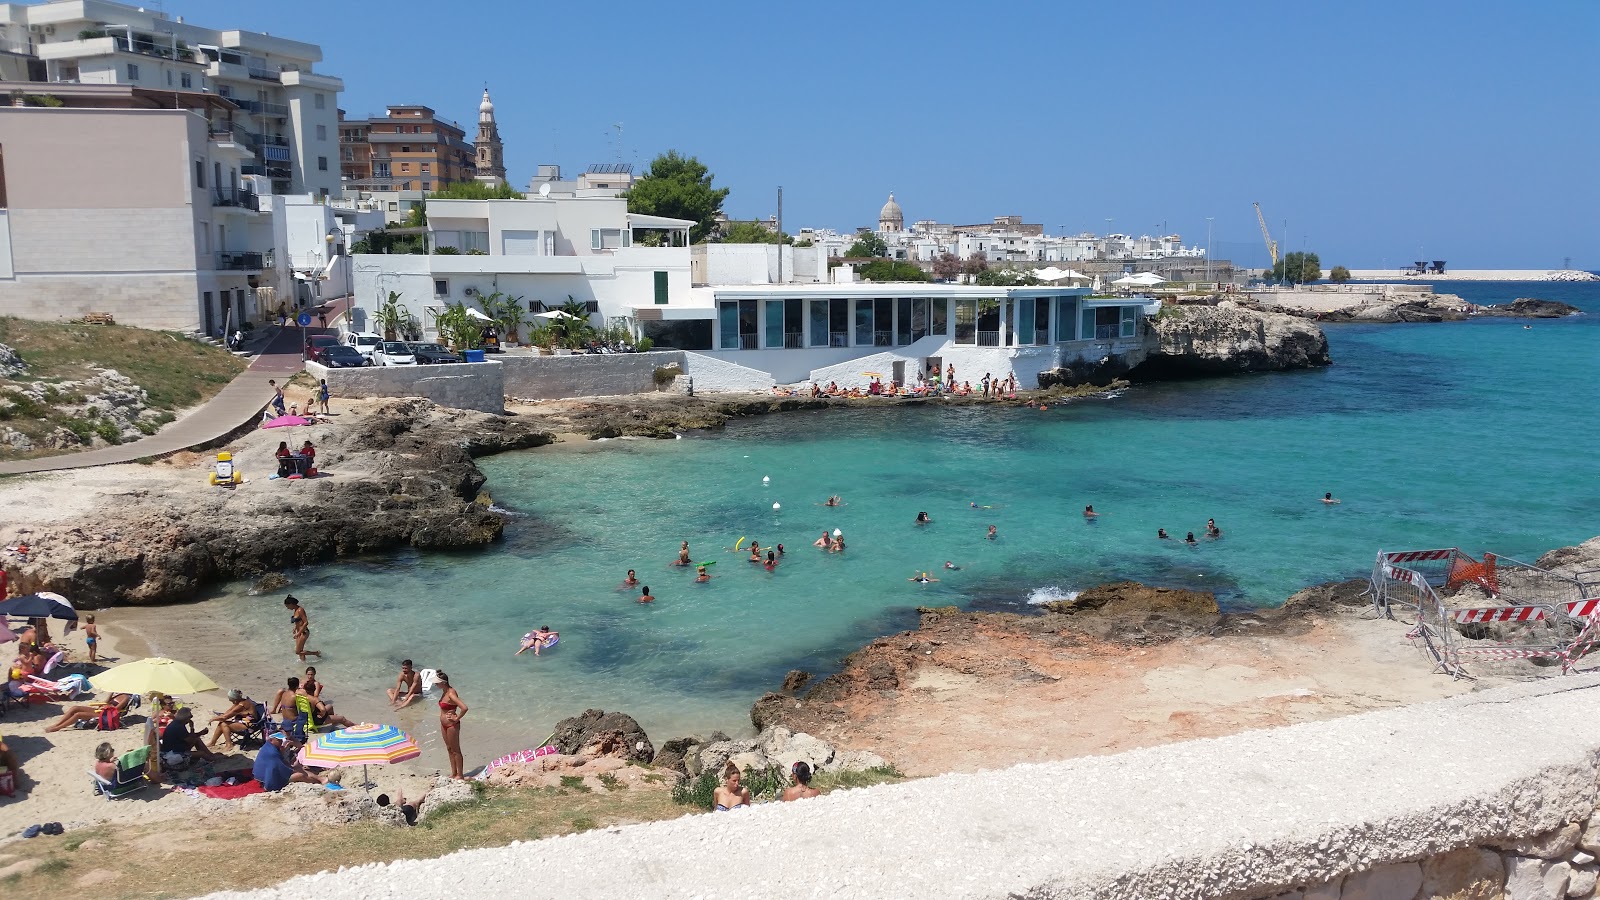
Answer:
[
  {"left": 674, "top": 542, "right": 692, "bottom": 566},
  {"left": 909, "top": 572, "right": 939, "bottom": 584}
]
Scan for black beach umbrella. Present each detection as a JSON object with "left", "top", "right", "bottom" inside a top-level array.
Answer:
[{"left": 0, "top": 592, "right": 78, "bottom": 620}]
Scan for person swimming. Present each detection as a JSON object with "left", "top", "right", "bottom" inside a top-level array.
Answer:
[
  {"left": 775, "top": 543, "right": 785, "bottom": 556},
  {"left": 814, "top": 531, "right": 831, "bottom": 549},
  {"left": 986, "top": 525, "right": 997, "bottom": 541},
  {"left": 516, "top": 626, "right": 559, "bottom": 657},
  {"left": 1158, "top": 528, "right": 1170, "bottom": 540},
  {"left": 944, "top": 560, "right": 960, "bottom": 570},
  {"left": 638, "top": 585, "right": 655, "bottom": 603},
  {"left": 674, "top": 542, "right": 692, "bottom": 566},
  {"left": 915, "top": 511, "right": 930, "bottom": 525},
  {"left": 1084, "top": 505, "right": 1099, "bottom": 518},
  {"left": 1206, "top": 519, "right": 1222, "bottom": 538},
  {"left": 622, "top": 569, "right": 639, "bottom": 587},
  {"left": 1185, "top": 532, "right": 1198, "bottom": 545},
  {"left": 823, "top": 495, "right": 842, "bottom": 507},
  {"left": 764, "top": 550, "right": 777, "bottom": 571},
  {"left": 1322, "top": 492, "right": 1341, "bottom": 504},
  {"left": 749, "top": 541, "right": 763, "bottom": 562},
  {"left": 695, "top": 566, "right": 711, "bottom": 583},
  {"left": 909, "top": 572, "right": 939, "bottom": 584}
]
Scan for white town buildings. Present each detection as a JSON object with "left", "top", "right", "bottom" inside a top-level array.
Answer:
[{"left": 0, "top": 0, "right": 350, "bottom": 332}]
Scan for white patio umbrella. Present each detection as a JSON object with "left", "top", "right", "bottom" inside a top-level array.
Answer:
[
  {"left": 1111, "top": 274, "right": 1142, "bottom": 287},
  {"left": 1128, "top": 272, "right": 1165, "bottom": 285},
  {"left": 464, "top": 308, "right": 495, "bottom": 322},
  {"left": 533, "top": 310, "right": 581, "bottom": 321}
]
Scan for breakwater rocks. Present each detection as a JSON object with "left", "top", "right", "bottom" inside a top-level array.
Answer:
[
  {"left": 1263, "top": 293, "right": 1581, "bottom": 324},
  {"left": 13, "top": 398, "right": 553, "bottom": 606},
  {"left": 1485, "top": 297, "right": 1584, "bottom": 318},
  {"left": 1127, "top": 301, "right": 1332, "bottom": 380}
]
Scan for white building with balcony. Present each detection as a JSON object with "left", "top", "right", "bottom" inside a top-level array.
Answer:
[
  {"left": 349, "top": 195, "right": 695, "bottom": 342},
  {"left": 0, "top": 0, "right": 343, "bottom": 197}
]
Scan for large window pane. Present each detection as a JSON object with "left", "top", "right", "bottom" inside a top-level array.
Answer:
[
  {"left": 896, "top": 298, "right": 912, "bottom": 345},
  {"left": 930, "top": 298, "right": 948, "bottom": 336},
  {"left": 829, "top": 299, "right": 850, "bottom": 347},
  {"left": 911, "top": 298, "right": 929, "bottom": 341},
  {"left": 874, "top": 298, "right": 893, "bottom": 346},
  {"left": 954, "top": 299, "right": 976, "bottom": 344},
  {"left": 977, "top": 299, "right": 1000, "bottom": 346},
  {"left": 1082, "top": 306, "right": 1097, "bottom": 341},
  {"left": 1017, "top": 299, "right": 1035, "bottom": 345},
  {"left": 809, "top": 300, "right": 829, "bottom": 347},
  {"left": 1121, "top": 305, "right": 1138, "bottom": 338},
  {"left": 855, "top": 299, "right": 873, "bottom": 346},
  {"left": 765, "top": 300, "right": 784, "bottom": 348},
  {"left": 1057, "top": 297, "right": 1078, "bottom": 341},
  {"left": 1035, "top": 298, "right": 1051, "bottom": 346},
  {"left": 739, "top": 300, "right": 759, "bottom": 348},
  {"left": 785, "top": 299, "right": 804, "bottom": 348},
  {"left": 719, "top": 301, "right": 740, "bottom": 350}
]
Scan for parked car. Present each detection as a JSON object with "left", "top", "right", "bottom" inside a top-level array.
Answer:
[
  {"left": 315, "top": 344, "right": 366, "bottom": 368},
  {"left": 372, "top": 341, "right": 417, "bottom": 367},
  {"left": 307, "top": 334, "right": 339, "bottom": 355},
  {"left": 406, "top": 342, "right": 462, "bottom": 365},
  {"left": 342, "top": 331, "right": 383, "bottom": 363}
]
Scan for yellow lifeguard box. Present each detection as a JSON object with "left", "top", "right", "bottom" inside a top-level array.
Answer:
[{"left": 208, "top": 451, "right": 243, "bottom": 487}]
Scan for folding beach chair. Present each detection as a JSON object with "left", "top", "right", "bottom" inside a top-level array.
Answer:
[{"left": 89, "top": 746, "right": 151, "bottom": 800}]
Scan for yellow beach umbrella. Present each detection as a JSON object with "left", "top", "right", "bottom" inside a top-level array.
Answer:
[{"left": 90, "top": 657, "right": 219, "bottom": 697}]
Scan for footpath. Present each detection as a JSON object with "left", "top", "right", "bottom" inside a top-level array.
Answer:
[{"left": 0, "top": 325, "right": 311, "bottom": 476}]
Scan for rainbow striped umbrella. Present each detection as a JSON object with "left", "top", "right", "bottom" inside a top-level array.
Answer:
[{"left": 297, "top": 723, "right": 419, "bottom": 789}]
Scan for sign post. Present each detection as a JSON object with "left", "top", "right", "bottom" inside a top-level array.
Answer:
[{"left": 298, "top": 311, "right": 312, "bottom": 361}]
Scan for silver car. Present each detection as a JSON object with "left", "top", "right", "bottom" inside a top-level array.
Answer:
[{"left": 372, "top": 341, "right": 417, "bottom": 366}]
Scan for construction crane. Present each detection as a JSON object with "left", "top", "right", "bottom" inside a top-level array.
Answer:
[{"left": 1254, "top": 202, "right": 1279, "bottom": 266}]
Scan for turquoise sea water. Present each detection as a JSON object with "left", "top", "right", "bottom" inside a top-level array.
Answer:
[{"left": 186, "top": 282, "right": 1600, "bottom": 753}]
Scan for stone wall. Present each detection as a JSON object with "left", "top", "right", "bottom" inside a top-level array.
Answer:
[
  {"left": 308, "top": 361, "right": 504, "bottom": 414},
  {"left": 679, "top": 351, "right": 777, "bottom": 393},
  {"left": 212, "top": 675, "right": 1600, "bottom": 900},
  {"left": 499, "top": 351, "right": 685, "bottom": 400}
]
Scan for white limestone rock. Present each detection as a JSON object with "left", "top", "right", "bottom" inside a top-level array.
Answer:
[
  {"left": 1567, "top": 864, "right": 1597, "bottom": 898},
  {"left": 1506, "top": 856, "right": 1572, "bottom": 900},
  {"left": 0, "top": 343, "right": 25, "bottom": 378},
  {"left": 1572, "top": 852, "right": 1595, "bottom": 866},
  {"left": 1501, "top": 825, "right": 1584, "bottom": 860}
]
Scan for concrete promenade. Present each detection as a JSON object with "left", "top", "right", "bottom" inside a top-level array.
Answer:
[
  {"left": 210, "top": 675, "right": 1600, "bottom": 900},
  {"left": 0, "top": 326, "right": 306, "bottom": 475}
]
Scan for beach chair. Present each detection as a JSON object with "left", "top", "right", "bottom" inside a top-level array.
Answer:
[
  {"left": 236, "top": 703, "right": 269, "bottom": 749},
  {"left": 90, "top": 746, "right": 151, "bottom": 800},
  {"left": 292, "top": 694, "right": 322, "bottom": 742}
]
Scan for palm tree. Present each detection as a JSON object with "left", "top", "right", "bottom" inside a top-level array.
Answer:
[{"left": 374, "top": 291, "right": 406, "bottom": 341}]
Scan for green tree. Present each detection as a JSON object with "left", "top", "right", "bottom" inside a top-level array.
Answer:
[
  {"left": 719, "top": 221, "right": 792, "bottom": 244},
  {"left": 1268, "top": 251, "right": 1322, "bottom": 284},
  {"left": 399, "top": 203, "right": 428, "bottom": 228},
  {"left": 975, "top": 268, "right": 1043, "bottom": 286},
  {"left": 428, "top": 181, "right": 525, "bottom": 200},
  {"left": 845, "top": 232, "right": 888, "bottom": 258},
  {"left": 856, "top": 260, "right": 930, "bottom": 282},
  {"left": 625, "top": 151, "right": 729, "bottom": 244},
  {"left": 1329, "top": 265, "right": 1351, "bottom": 284},
  {"left": 962, "top": 252, "right": 989, "bottom": 276}
]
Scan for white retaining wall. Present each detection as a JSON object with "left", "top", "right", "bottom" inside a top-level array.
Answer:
[
  {"left": 308, "top": 361, "right": 504, "bottom": 414},
  {"left": 211, "top": 675, "right": 1600, "bottom": 900},
  {"left": 499, "top": 351, "right": 685, "bottom": 400},
  {"left": 679, "top": 351, "right": 777, "bottom": 393}
]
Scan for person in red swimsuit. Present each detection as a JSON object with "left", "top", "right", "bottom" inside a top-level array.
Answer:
[{"left": 435, "top": 671, "right": 468, "bottom": 779}]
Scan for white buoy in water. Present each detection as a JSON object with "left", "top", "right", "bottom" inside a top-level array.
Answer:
[
  {"left": 833, "top": 528, "right": 842, "bottom": 536},
  {"left": 762, "top": 476, "right": 770, "bottom": 483},
  {"left": 773, "top": 502, "right": 781, "bottom": 510}
]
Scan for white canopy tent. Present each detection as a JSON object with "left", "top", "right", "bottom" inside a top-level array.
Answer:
[{"left": 1032, "top": 267, "right": 1092, "bottom": 283}]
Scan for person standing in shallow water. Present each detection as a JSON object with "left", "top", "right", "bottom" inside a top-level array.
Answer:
[
  {"left": 639, "top": 585, "right": 655, "bottom": 603},
  {"left": 284, "top": 596, "right": 321, "bottom": 662}
]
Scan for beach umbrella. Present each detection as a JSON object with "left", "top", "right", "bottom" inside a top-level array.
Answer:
[
  {"left": 465, "top": 308, "right": 496, "bottom": 322},
  {"left": 0, "top": 592, "right": 78, "bottom": 620},
  {"left": 297, "top": 723, "right": 421, "bottom": 791},
  {"left": 261, "top": 415, "right": 310, "bottom": 429},
  {"left": 861, "top": 372, "right": 883, "bottom": 377},
  {"left": 532, "top": 310, "right": 580, "bottom": 321},
  {"left": 90, "top": 657, "right": 218, "bottom": 697}
]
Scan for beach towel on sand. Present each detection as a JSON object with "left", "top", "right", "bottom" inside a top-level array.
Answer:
[{"left": 198, "top": 778, "right": 264, "bottom": 800}]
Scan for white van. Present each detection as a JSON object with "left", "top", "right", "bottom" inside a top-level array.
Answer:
[{"left": 342, "top": 331, "right": 383, "bottom": 364}]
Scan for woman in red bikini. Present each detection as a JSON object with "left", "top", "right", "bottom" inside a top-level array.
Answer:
[{"left": 435, "top": 671, "right": 467, "bottom": 779}]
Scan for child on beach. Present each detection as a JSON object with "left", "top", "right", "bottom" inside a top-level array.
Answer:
[
  {"left": 83, "top": 614, "right": 99, "bottom": 664},
  {"left": 317, "top": 379, "right": 331, "bottom": 415}
]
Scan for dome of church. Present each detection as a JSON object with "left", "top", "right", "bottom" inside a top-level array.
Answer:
[
  {"left": 879, "top": 192, "right": 903, "bottom": 223},
  {"left": 479, "top": 89, "right": 494, "bottom": 117}
]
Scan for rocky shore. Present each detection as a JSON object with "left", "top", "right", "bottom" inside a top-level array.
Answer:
[{"left": 1252, "top": 293, "right": 1583, "bottom": 324}]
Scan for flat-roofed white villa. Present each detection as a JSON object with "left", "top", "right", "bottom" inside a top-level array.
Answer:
[{"left": 355, "top": 194, "right": 1155, "bottom": 391}]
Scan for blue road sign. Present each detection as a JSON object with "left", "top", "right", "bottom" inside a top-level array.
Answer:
[{"left": 297, "top": 312, "right": 312, "bottom": 327}]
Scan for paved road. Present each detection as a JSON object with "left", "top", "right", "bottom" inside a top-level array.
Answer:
[{"left": 0, "top": 322, "right": 320, "bottom": 475}]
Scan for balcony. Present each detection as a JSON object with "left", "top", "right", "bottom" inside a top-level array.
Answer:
[
  {"left": 976, "top": 331, "right": 1000, "bottom": 346},
  {"left": 248, "top": 66, "right": 280, "bottom": 82},
  {"left": 242, "top": 164, "right": 291, "bottom": 180},
  {"left": 249, "top": 133, "right": 289, "bottom": 147},
  {"left": 237, "top": 100, "right": 289, "bottom": 117},
  {"left": 216, "top": 251, "right": 264, "bottom": 271},
  {"left": 213, "top": 188, "right": 259, "bottom": 211}
]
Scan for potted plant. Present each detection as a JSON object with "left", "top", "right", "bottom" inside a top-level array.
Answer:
[
  {"left": 526, "top": 325, "right": 555, "bottom": 355},
  {"left": 374, "top": 291, "right": 406, "bottom": 341}
]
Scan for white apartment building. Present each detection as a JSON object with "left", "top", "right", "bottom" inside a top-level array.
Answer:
[
  {"left": 0, "top": 96, "right": 270, "bottom": 332},
  {"left": 0, "top": 0, "right": 343, "bottom": 197},
  {"left": 350, "top": 195, "right": 695, "bottom": 341}
]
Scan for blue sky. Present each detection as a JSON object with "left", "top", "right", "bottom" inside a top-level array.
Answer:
[{"left": 177, "top": 0, "right": 1596, "bottom": 268}]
